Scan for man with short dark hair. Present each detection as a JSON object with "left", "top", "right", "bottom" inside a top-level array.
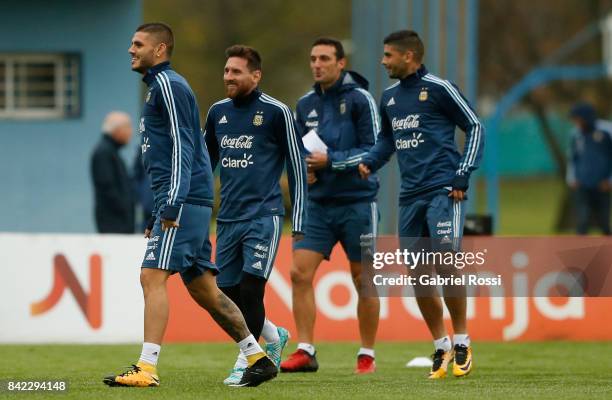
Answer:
[
  {"left": 91, "top": 111, "right": 135, "bottom": 233},
  {"left": 204, "top": 44, "right": 307, "bottom": 385},
  {"left": 567, "top": 102, "right": 612, "bottom": 235},
  {"left": 104, "top": 23, "right": 277, "bottom": 388},
  {"left": 281, "top": 37, "right": 380, "bottom": 374},
  {"left": 359, "top": 30, "right": 484, "bottom": 379}
]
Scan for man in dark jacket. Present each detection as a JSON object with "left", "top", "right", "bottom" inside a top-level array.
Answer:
[
  {"left": 281, "top": 38, "right": 380, "bottom": 374},
  {"left": 205, "top": 45, "right": 307, "bottom": 385},
  {"left": 359, "top": 30, "right": 484, "bottom": 379},
  {"left": 567, "top": 103, "right": 612, "bottom": 235},
  {"left": 90, "top": 111, "right": 135, "bottom": 233},
  {"left": 104, "top": 23, "right": 276, "bottom": 389}
]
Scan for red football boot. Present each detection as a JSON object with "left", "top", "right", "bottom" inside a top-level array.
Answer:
[
  {"left": 280, "top": 349, "right": 319, "bottom": 372},
  {"left": 355, "top": 354, "right": 376, "bottom": 374}
]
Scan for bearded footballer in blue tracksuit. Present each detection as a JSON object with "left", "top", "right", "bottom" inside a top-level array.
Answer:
[
  {"left": 359, "top": 30, "right": 484, "bottom": 379},
  {"left": 105, "top": 24, "right": 276, "bottom": 389},
  {"left": 281, "top": 38, "right": 380, "bottom": 375},
  {"left": 204, "top": 45, "right": 307, "bottom": 385}
]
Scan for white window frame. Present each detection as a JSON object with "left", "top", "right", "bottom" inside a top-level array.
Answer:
[{"left": 0, "top": 53, "right": 79, "bottom": 119}]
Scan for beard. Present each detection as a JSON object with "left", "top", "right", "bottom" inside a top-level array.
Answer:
[
  {"left": 132, "top": 64, "right": 147, "bottom": 74},
  {"left": 131, "top": 54, "right": 155, "bottom": 74},
  {"left": 387, "top": 67, "right": 402, "bottom": 79},
  {"left": 387, "top": 61, "right": 415, "bottom": 80},
  {"left": 225, "top": 82, "right": 251, "bottom": 99}
]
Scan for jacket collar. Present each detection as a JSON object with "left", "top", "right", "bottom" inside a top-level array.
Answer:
[
  {"left": 102, "top": 134, "right": 123, "bottom": 149},
  {"left": 232, "top": 87, "right": 261, "bottom": 107},
  {"left": 399, "top": 64, "right": 428, "bottom": 87},
  {"left": 142, "top": 61, "right": 172, "bottom": 86}
]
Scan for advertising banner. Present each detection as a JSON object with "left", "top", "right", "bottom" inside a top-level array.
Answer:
[{"left": 1, "top": 233, "right": 610, "bottom": 343}]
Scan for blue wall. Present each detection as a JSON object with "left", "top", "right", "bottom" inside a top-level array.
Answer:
[{"left": 0, "top": 0, "right": 142, "bottom": 232}]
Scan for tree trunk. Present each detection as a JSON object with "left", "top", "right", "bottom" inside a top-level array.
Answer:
[{"left": 526, "top": 98, "right": 575, "bottom": 232}]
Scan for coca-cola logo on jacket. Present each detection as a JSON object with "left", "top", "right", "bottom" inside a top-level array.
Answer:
[{"left": 220, "top": 135, "right": 254, "bottom": 149}]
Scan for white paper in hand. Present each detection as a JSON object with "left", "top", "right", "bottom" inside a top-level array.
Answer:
[{"left": 302, "top": 129, "right": 328, "bottom": 154}]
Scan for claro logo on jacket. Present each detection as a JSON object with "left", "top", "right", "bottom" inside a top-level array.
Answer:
[{"left": 396, "top": 132, "right": 425, "bottom": 150}]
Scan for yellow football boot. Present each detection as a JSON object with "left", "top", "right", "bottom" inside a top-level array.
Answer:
[
  {"left": 452, "top": 345, "right": 473, "bottom": 377},
  {"left": 428, "top": 349, "right": 453, "bottom": 379},
  {"left": 103, "top": 362, "right": 160, "bottom": 387}
]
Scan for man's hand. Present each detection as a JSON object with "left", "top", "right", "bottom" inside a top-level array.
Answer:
[
  {"left": 358, "top": 163, "right": 371, "bottom": 179},
  {"left": 161, "top": 219, "right": 179, "bottom": 231},
  {"left": 307, "top": 171, "right": 317, "bottom": 185},
  {"left": 292, "top": 233, "right": 305, "bottom": 245},
  {"left": 599, "top": 180, "right": 611, "bottom": 192},
  {"left": 448, "top": 189, "right": 466, "bottom": 201},
  {"left": 568, "top": 180, "right": 579, "bottom": 190},
  {"left": 144, "top": 216, "right": 156, "bottom": 238},
  {"left": 305, "top": 152, "right": 328, "bottom": 171}
]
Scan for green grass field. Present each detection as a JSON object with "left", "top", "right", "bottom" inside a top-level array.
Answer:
[
  {"left": 1, "top": 342, "right": 611, "bottom": 399},
  {"left": 474, "top": 177, "right": 565, "bottom": 235},
  {"left": 219, "top": 176, "right": 570, "bottom": 236},
  {"left": 283, "top": 177, "right": 570, "bottom": 236}
]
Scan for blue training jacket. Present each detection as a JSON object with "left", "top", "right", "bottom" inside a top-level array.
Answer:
[
  {"left": 204, "top": 89, "right": 308, "bottom": 234},
  {"left": 139, "top": 61, "right": 215, "bottom": 221},
  {"left": 296, "top": 70, "right": 380, "bottom": 204},
  {"left": 362, "top": 65, "right": 484, "bottom": 203},
  {"left": 567, "top": 118, "right": 612, "bottom": 189}
]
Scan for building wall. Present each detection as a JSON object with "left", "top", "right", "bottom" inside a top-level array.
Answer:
[{"left": 0, "top": 0, "right": 142, "bottom": 232}]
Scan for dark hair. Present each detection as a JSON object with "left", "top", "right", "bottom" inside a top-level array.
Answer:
[
  {"left": 569, "top": 102, "right": 597, "bottom": 122},
  {"left": 136, "top": 22, "right": 174, "bottom": 56},
  {"left": 383, "top": 30, "right": 424, "bottom": 62},
  {"left": 312, "top": 37, "right": 345, "bottom": 60},
  {"left": 225, "top": 45, "right": 262, "bottom": 72}
]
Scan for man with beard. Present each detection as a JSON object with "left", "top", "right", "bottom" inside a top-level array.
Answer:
[
  {"left": 281, "top": 38, "right": 380, "bottom": 374},
  {"left": 359, "top": 30, "right": 484, "bottom": 379},
  {"left": 103, "top": 23, "right": 277, "bottom": 388},
  {"left": 204, "top": 45, "right": 307, "bottom": 385}
]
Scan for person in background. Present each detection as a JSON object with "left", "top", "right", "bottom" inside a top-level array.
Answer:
[
  {"left": 91, "top": 111, "right": 135, "bottom": 233},
  {"left": 567, "top": 102, "right": 612, "bottom": 235}
]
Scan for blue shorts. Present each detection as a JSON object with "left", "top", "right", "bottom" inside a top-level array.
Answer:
[
  {"left": 216, "top": 215, "right": 283, "bottom": 287},
  {"left": 141, "top": 204, "right": 218, "bottom": 284},
  {"left": 399, "top": 189, "right": 465, "bottom": 251},
  {"left": 293, "top": 200, "right": 378, "bottom": 262}
]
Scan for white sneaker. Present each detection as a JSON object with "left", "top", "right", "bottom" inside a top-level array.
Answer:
[{"left": 223, "top": 367, "right": 245, "bottom": 385}]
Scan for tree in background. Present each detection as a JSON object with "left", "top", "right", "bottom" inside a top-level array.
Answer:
[
  {"left": 479, "top": 0, "right": 612, "bottom": 231},
  {"left": 144, "top": 0, "right": 350, "bottom": 111},
  {"left": 144, "top": 0, "right": 350, "bottom": 220},
  {"left": 144, "top": 0, "right": 612, "bottom": 232}
]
